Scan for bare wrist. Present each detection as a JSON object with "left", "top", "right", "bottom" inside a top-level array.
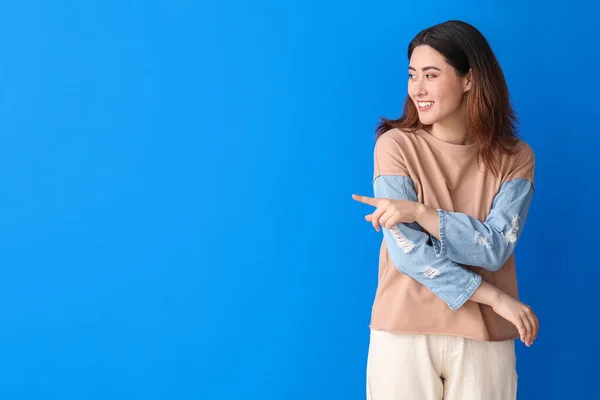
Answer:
[
  {"left": 414, "top": 203, "right": 427, "bottom": 221},
  {"left": 489, "top": 287, "right": 502, "bottom": 307},
  {"left": 472, "top": 281, "right": 501, "bottom": 307}
]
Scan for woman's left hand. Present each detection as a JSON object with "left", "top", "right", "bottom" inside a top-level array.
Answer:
[{"left": 352, "top": 194, "right": 423, "bottom": 232}]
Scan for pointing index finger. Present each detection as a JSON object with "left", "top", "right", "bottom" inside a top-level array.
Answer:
[{"left": 352, "top": 194, "right": 379, "bottom": 206}]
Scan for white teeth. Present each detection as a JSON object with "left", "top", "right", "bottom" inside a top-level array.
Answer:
[{"left": 418, "top": 101, "right": 433, "bottom": 108}]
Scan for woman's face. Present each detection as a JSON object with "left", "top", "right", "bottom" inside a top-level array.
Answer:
[{"left": 408, "top": 45, "right": 471, "bottom": 126}]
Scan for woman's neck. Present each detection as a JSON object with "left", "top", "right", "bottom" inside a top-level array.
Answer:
[
  {"left": 427, "top": 102, "right": 473, "bottom": 145},
  {"left": 427, "top": 123, "right": 473, "bottom": 146}
]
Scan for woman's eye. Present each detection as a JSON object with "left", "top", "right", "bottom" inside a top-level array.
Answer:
[
  {"left": 408, "top": 74, "right": 414, "bottom": 79},
  {"left": 426, "top": 74, "right": 436, "bottom": 79}
]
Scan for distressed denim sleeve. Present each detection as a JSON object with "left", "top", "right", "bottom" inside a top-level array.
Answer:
[
  {"left": 374, "top": 175, "right": 482, "bottom": 310},
  {"left": 430, "top": 178, "right": 534, "bottom": 271}
]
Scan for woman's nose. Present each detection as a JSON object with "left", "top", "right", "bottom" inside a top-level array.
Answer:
[{"left": 413, "top": 82, "right": 427, "bottom": 98}]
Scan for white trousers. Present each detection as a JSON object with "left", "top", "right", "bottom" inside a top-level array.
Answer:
[{"left": 366, "top": 329, "right": 517, "bottom": 400}]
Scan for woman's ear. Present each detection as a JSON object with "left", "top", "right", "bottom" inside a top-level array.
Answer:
[{"left": 464, "top": 69, "right": 473, "bottom": 92}]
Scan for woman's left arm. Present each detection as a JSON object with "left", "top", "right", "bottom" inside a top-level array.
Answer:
[{"left": 415, "top": 177, "right": 534, "bottom": 271}]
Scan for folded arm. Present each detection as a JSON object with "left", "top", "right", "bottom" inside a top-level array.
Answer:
[
  {"left": 414, "top": 178, "right": 534, "bottom": 271},
  {"left": 373, "top": 175, "right": 482, "bottom": 310}
]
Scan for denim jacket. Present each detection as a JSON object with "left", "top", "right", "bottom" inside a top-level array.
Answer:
[{"left": 373, "top": 174, "right": 534, "bottom": 310}]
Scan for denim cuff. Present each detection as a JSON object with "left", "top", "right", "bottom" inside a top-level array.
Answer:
[
  {"left": 431, "top": 209, "right": 448, "bottom": 258},
  {"left": 448, "top": 273, "right": 482, "bottom": 310}
]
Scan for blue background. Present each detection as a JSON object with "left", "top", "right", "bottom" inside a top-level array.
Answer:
[{"left": 0, "top": 1, "right": 596, "bottom": 399}]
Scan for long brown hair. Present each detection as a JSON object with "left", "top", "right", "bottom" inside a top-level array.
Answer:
[{"left": 376, "top": 20, "right": 520, "bottom": 176}]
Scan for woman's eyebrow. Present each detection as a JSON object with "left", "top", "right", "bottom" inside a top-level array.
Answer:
[{"left": 408, "top": 66, "right": 442, "bottom": 72}]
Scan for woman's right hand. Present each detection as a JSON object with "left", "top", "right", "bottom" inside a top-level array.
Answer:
[{"left": 490, "top": 292, "right": 539, "bottom": 346}]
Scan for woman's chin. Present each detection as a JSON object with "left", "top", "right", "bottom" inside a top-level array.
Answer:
[{"left": 418, "top": 117, "right": 436, "bottom": 125}]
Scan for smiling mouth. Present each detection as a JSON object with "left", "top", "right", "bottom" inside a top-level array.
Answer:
[{"left": 417, "top": 101, "right": 434, "bottom": 111}]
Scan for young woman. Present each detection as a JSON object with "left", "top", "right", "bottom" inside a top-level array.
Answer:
[{"left": 352, "top": 20, "right": 539, "bottom": 400}]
